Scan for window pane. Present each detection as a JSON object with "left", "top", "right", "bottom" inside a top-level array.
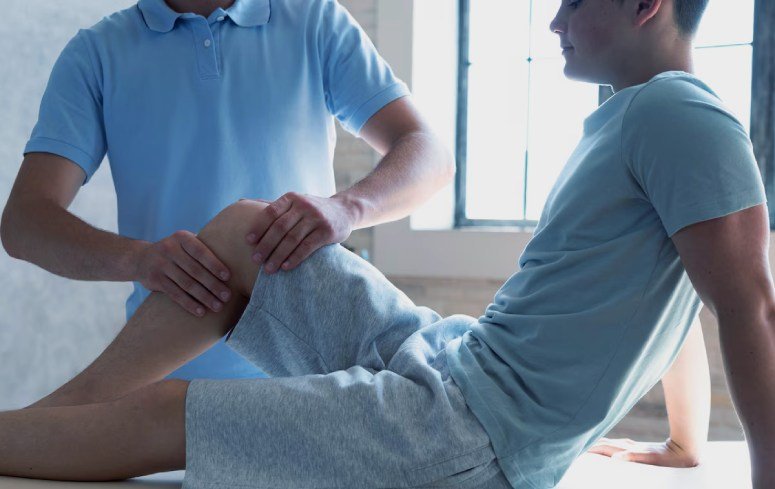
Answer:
[
  {"left": 525, "top": 59, "right": 598, "bottom": 221},
  {"left": 693, "top": 0, "right": 754, "bottom": 47},
  {"left": 693, "top": 45, "right": 753, "bottom": 132},
  {"left": 460, "top": 0, "right": 755, "bottom": 225},
  {"left": 465, "top": 0, "right": 530, "bottom": 220}
]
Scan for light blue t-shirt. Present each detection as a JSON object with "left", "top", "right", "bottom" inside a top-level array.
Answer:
[
  {"left": 24, "top": 0, "right": 408, "bottom": 378},
  {"left": 445, "top": 71, "right": 767, "bottom": 488}
]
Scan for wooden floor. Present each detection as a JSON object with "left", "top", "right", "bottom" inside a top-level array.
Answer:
[{"left": 0, "top": 441, "right": 751, "bottom": 489}]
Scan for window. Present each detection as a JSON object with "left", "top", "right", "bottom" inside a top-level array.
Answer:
[
  {"left": 692, "top": 1, "right": 754, "bottom": 131},
  {"left": 456, "top": 0, "right": 756, "bottom": 228}
]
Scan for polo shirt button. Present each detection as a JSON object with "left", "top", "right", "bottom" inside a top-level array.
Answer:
[
  {"left": 204, "top": 39, "right": 212, "bottom": 48},
  {"left": 217, "top": 16, "right": 225, "bottom": 21}
]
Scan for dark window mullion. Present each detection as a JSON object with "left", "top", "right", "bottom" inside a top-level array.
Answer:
[
  {"left": 751, "top": 0, "right": 775, "bottom": 229},
  {"left": 454, "top": 0, "right": 471, "bottom": 228}
]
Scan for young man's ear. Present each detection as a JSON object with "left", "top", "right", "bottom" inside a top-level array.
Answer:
[{"left": 630, "top": 0, "right": 663, "bottom": 28}]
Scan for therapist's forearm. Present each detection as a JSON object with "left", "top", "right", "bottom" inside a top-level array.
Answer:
[
  {"left": 661, "top": 317, "right": 710, "bottom": 462},
  {"left": 717, "top": 308, "right": 775, "bottom": 488},
  {"left": 1, "top": 198, "right": 145, "bottom": 281},
  {"left": 334, "top": 130, "right": 454, "bottom": 230}
]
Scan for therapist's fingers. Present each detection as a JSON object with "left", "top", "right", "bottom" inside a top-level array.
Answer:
[
  {"left": 160, "top": 276, "right": 208, "bottom": 317},
  {"left": 263, "top": 220, "right": 315, "bottom": 274},
  {"left": 166, "top": 264, "right": 223, "bottom": 314},
  {"left": 245, "top": 195, "right": 294, "bottom": 246},
  {"left": 136, "top": 231, "right": 231, "bottom": 318},
  {"left": 279, "top": 228, "right": 328, "bottom": 272},
  {"left": 251, "top": 208, "right": 303, "bottom": 266},
  {"left": 174, "top": 248, "right": 232, "bottom": 304},
  {"left": 179, "top": 233, "right": 231, "bottom": 282}
]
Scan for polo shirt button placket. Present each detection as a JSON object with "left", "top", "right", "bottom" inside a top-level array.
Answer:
[{"left": 192, "top": 18, "right": 219, "bottom": 79}]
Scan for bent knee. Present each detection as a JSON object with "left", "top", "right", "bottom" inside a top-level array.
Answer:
[
  {"left": 200, "top": 199, "right": 269, "bottom": 241},
  {"left": 198, "top": 199, "right": 269, "bottom": 256},
  {"left": 198, "top": 200, "right": 269, "bottom": 295}
]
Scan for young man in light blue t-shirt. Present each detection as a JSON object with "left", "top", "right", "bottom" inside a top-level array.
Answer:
[{"left": 2, "top": 0, "right": 773, "bottom": 488}]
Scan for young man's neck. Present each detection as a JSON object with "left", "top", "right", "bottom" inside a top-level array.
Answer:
[
  {"left": 610, "top": 41, "right": 694, "bottom": 92},
  {"left": 164, "top": 0, "right": 235, "bottom": 17}
]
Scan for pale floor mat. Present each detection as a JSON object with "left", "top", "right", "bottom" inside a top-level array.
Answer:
[{"left": 0, "top": 441, "right": 751, "bottom": 489}]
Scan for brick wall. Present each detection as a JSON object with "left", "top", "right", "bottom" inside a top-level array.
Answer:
[{"left": 337, "top": 0, "right": 745, "bottom": 444}]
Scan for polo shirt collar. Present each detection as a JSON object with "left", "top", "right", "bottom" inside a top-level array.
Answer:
[{"left": 138, "top": 0, "right": 271, "bottom": 33}]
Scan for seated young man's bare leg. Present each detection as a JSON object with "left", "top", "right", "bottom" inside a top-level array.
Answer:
[{"left": 26, "top": 200, "right": 271, "bottom": 409}]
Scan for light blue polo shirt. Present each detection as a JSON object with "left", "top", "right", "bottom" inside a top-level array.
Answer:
[
  {"left": 24, "top": 0, "right": 409, "bottom": 379},
  {"left": 445, "top": 72, "right": 767, "bottom": 488}
]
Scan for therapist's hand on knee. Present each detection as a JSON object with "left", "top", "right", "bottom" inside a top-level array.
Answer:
[
  {"left": 133, "top": 231, "right": 233, "bottom": 317},
  {"left": 245, "top": 192, "right": 355, "bottom": 274}
]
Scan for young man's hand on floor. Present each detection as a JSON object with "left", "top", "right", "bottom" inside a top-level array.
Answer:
[{"left": 587, "top": 436, "right": 701, "bottom": 468}]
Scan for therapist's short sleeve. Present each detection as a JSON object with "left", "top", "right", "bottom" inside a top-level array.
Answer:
[
  {"left": 24, "top": 29, "right": 107, "bottom": 185},
  {"left": 622, "top": 77, "right": 767, "bottom": 238},
  {"left": 315, "top": 0, "right": 410, "bottom": 136}
]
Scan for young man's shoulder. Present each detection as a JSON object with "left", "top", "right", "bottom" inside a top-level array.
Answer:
[
  {"left": 626, "top": 71, "right": 726, "bottom": 120},
  {"left": 621, "top": 71, "right": 746, "bottom": 140}
]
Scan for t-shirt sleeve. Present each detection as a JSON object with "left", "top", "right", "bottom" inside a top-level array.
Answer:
[
  {"left": 622, "top": 77, "right": 767, "bottom": 238},
  {"left": 315, "top": 0, "right": 410, "bottom": 136},
  {"left": 23, "top": 29, "right": 107, "bottom": 185}
]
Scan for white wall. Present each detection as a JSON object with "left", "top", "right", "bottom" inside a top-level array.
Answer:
[{"left": 0, "top": 0, "right": 136, "bottom": 409}]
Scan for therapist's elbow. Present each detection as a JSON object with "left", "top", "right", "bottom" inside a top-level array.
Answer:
[
  {"left": 1, "top": 201, "right": 26, "bottom": 259},
  {"left": 434, "top": 135, "right": 456, "bottom": 186},
  {"left": 441, "top": 145, "right": 456, "bottom": 183},
  {"left": 416, "top": 129, "right": 455, "bottom": 185}
]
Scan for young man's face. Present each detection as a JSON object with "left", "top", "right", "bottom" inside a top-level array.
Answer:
[{"left": 549, "top": 0, "right": 632, "bottom": 85}]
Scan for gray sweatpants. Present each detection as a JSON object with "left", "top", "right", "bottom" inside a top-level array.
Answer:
[{"left": 183, "top": 244, "right": 512, "bottom": 488}]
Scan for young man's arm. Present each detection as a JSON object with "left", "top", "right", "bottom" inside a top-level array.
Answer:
[
  {"left": 588, "top": 317, "right": 711, "bottom": 467},
  {"left": 1, "top": 152, "right": 233, "bottom": 317},
  {"left": 660, "top": 317, "right": 711, "bottom": 463},
  {"left": 671, "top": 203, "right": 775, "bottom": 489}
]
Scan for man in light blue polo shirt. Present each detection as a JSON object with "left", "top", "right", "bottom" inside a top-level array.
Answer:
[{"left": 2, "top": 0, "right": 452, "bottom": 381}]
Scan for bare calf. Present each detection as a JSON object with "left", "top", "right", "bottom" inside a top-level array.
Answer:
[{"left": 26, "top": 199, "right": 270, "bottom": 409}]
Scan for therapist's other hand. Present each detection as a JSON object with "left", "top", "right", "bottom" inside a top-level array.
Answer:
[
  {"left": 134, "top": 231, "right": 232, "bottom": 317},
  {"left": 245, "top": 192, "right": 355, "bottom": 274},
  {"left": 587, "top": 437, "right": 701, "bottom": 468}
]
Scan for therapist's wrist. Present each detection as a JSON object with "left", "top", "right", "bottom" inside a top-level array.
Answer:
[
  {"left": 331, "top": 192, "right": 370, "bottom": 230},
  {"left": 123, "top": 239, "right": 152, "bottom": 282}
]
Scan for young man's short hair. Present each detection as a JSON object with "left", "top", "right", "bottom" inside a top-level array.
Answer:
[
  {"left": 673, "top": 0, "right": 710, "bottom": 35},
  {"left": 616, "top": 0, "right": 710, "bottom": 36}
]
